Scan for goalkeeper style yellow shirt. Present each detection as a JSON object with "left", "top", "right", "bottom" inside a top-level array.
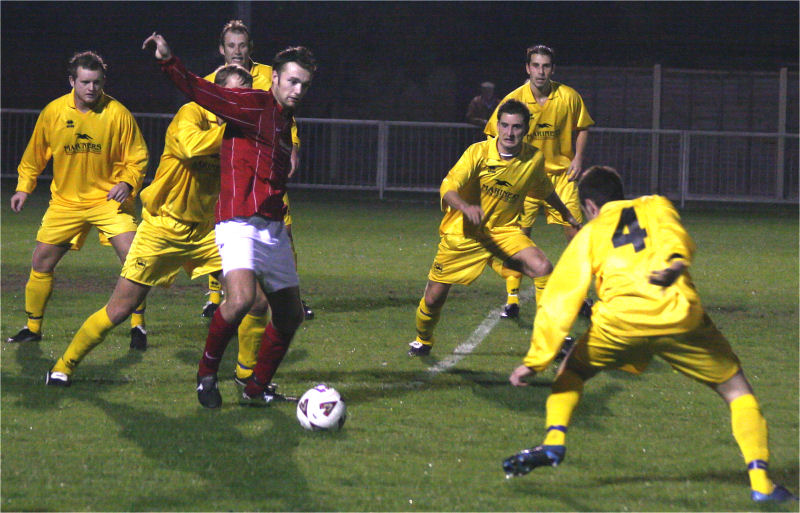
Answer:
[
  {"left": 523, "top": 195, "right": 704, "bottom": 371},
  {"left": 204, "top": 61, "right": 300, "bottom": 146},
  {"left": 139, "top": 102, "right": 224, "bottom": 224},
  {"left": 485, "top": 81, "right": 594, "bottom": 176},
  {"left": 439, "top": 137, "right": 553, "bottom": 238},
  {"left": 16, "top": 91, "right": 148, "bottom": 208}
]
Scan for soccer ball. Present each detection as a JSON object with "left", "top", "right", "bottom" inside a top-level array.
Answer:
[{"left": 296, "top": 384, "right": 347, "bottom": 431}]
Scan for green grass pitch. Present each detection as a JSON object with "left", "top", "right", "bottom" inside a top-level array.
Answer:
[{"left": 2, "top": 184, "right": 797, "bottom": 511}]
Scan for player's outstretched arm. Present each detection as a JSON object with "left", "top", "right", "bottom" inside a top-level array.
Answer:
[
  {"left": 142, "top": 32, "right": 173, "bottom": 61},
  {"left": 544, "top": 190, "right": 580, "bottom": 229}
]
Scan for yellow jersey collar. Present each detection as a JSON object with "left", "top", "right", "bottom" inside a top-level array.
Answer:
[{"left": 486, "top": 136, "right": 531, "bottom": 165}]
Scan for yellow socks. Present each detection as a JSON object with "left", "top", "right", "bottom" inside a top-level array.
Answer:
[
  {"left": 533, "top": 274, "right": 550, "bottom": 307},
  {"left": 542, "top": 369, "right": 585, "bottom": 446},
  {"left": 236, "top": 312, "right": 269, "bottom": 380},
  {"left": 208, "top": 275, "right": 222, "bottom": 305},
  {"left": 130, "top": 300, "right": 146, "bottom": 328},
  {"left": 414, "top": 297, "right": 441, "bottom": 346},
  {"left": 52, "top": 308, "right": 116, "bottom": 375},
  {"left": 730, "top": 393, "right": 773, "bottom": 495},
  {"left": 24, "top": 269, "right": 53, "bottom": 334},
  {"left": 505, "top": 274, "right": 521, "bottom": 305}
]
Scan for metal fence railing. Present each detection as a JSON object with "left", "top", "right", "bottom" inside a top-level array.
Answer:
[{"left": 2, "top": 109, "right": 797, "bottom": 205}]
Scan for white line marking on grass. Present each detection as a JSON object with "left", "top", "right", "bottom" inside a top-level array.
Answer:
[{"left": 426, "top": 287, "right": 534, "bottom": 377}]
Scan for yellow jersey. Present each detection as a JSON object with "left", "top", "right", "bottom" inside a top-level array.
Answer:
[
  {"left": 16, "top": 91, "right": 148, "bottom": 207},
  {"left": 439, "top": 137, "right": 552, "bottom": 238},
  {"left": 139, "top": 102, "right": 224, "bottom": 223},
  {"left": 485, "top": 81, "right": 593, "bottom": 176},
  {"left": 523, "top": 195, "right": 704, "bottom": 371},
  {"left": 204, "top": 61, "right": 300, "bottom": 146}
]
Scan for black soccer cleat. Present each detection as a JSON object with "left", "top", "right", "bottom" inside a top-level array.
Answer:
[
  {"left": 239, "top": 383, "right": 297, "bottom": 406},
  {"left": 196, "top": 373, "right": 222, "bottom": 409},
  {"left": 751, "top": 484, "right": 799, "bottom": 502},
  {"left": 408, "top": 340, "right": 432, "bottom": 357},
  {"left": 7, "top": 327, "right": 42, "bottom": 343},
  {"left": 129, "top": 326, "right": 147, "bottom": 351},
  {"left": 554, "top": 336, "right": 575, "bottom": 364},
  {"left": 201, "top": 301, "right": 219, "bottom": 319},
  {"left": 579, "top": 298, "right": 594, "bottom": 318},
  {"left": 45, "top": 369, "right": 71, "bottom": 387},
  {"left": 302, "top": 300, "right": 314, "bottom": 320},
  {"left": 500, "top": 303, "right": 520, "bottom": 319},
  {"left": 502, "top": 445, "right": 566, "bottom": 477}
]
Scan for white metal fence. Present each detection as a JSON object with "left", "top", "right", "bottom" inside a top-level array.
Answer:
[{"left": 2, "top": 109, "right": 797, "bottom": 205}]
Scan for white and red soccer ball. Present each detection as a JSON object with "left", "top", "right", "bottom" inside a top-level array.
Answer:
[{"left": 296, "top": 384, "right": 347, "bottom": 431}]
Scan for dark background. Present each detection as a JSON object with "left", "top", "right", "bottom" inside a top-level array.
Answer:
[{"left": 2, "top": 1, "right": 798, "bottom": 121}]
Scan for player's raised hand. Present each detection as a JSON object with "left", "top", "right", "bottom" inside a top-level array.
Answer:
[{"left": 142, "top": 32, "right": 172, "bottom": 61}]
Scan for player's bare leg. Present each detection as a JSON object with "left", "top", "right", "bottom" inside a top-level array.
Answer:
[{"left": 109, "top": 231, "right": 148, "bottom": 349}]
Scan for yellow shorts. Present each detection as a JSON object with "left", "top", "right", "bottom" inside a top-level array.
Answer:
[
  {"left": 37, "top": 199, "right": 138, "bottom": 250},
  {"left": 519, "top": 173, "right": 583, "bottom": 228},
  {"left": 428, "top": 229, "right": 534, "bottom": 285},
  {"left": 573, "top": 313, "right": 741, "bottom": 384},
  {"left": 120, "top": 210, "right": 221, "bottom": 288}
]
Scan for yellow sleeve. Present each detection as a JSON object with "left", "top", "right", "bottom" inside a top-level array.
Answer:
[
  {"left": 113, "top": 109, "right": 149, "bottom": 196},
  {"left": 523, "top": 225, "right": 594, "bottom": 371},
  {"left": 16, "top": 107, "right": 54, "bottom": 194},
  {"left": 439, "top": 144, "right": 480, "bottom": 211},
  {"left": 651, "top": 196, "right": 695, "bottom": 268},
  {"left": 573, "top": 92, "right": 594, "bottom": 130},
  {"left": 170, "top": 104, "right": 224, "bottom": 161},
  {"left": 484, "top": 103, "right": 500, "bottom": 137}
]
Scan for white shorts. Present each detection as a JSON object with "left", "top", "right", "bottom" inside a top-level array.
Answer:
[{"left": 215, "top": 216, "right": 299, "bottom": 293}]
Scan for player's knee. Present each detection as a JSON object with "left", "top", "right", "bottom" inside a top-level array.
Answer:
[
  {"left": 273, "top": 303, "right": 304, "bottom": 333},
  {"left": 105, "top": 302, "right": 136, "bottom": 326}
]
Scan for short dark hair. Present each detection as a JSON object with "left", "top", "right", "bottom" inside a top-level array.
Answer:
[
  {"left": 578, "top": 165, "right": 625, "bottom": 208},
  {"left": 68, "top": 51, "right": 107, "bottom": 79},
  {"left": 526, "top": 44, "right": 555, "bottom": 64},
  {"left": 497, "top": 99, "right": 531, "bottom": 131},
  {"left": 272, "top": 46, "right": 317, "bottom": 74},
  {"left": 213, "top": 64, "right": 253, "bottom": 88},
  {"left": 219, "top": 19, "right": 253, "bottom": 49}
]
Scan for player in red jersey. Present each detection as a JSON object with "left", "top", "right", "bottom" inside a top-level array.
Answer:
[{"left": 143, "top": 33, "right": 316, "bottom": 408}]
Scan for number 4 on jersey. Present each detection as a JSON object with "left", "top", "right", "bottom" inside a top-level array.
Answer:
[{"left": 612, "top": 207, "right": 647, "bottom": 252}]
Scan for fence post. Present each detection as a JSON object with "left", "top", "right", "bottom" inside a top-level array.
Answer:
[
  {"left": 776, "top": 67, "right": 787, "bottom": 201},
  {"left": 679, "top": 131, "right": 690, "bottom": 208},
  {"left": 650, "top": 64, "right": 662, "bottom": 193},
  {"left": 377, "top": 121, "right": 388, "bottom": 199}
]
